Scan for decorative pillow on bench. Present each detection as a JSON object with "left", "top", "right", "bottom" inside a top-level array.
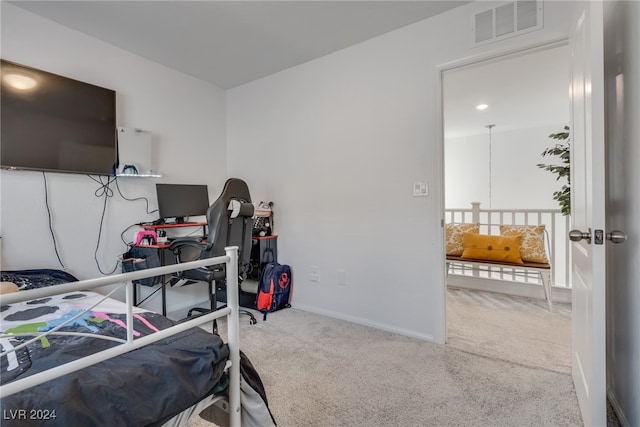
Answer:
[
  {"left": 499, "top": 225, "right": 549, "bottom": 264},
  {"left": 446, "top": 223, "right": 480, "bottom": 256},
  {"left": 460, "top": 232, "right": 524, "bottom": 265}
]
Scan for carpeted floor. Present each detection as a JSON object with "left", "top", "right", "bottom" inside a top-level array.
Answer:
[
  {"left": 187, "top": 288, "right": 583, "bottom": 427},
  {"left": 446, "top": 287, "right": 572, "bottom": 374}
]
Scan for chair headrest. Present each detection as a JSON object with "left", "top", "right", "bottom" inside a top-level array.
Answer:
[{"left": 228, "top": 200, "right": 255, "bottom": 219}]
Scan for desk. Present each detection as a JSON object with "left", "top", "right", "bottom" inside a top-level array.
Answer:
[
  {"left": 133, "top": 222, "right": 207, "bottom": 315},
  {"left": 142, "top": 221, "right": 207, "bottom": 240}
]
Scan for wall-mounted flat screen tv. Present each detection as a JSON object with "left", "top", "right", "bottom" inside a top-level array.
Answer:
[{"left": 1, "top": 59, "right": 117, "bottom": 175}]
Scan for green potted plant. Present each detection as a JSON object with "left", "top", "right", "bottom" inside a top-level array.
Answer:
[{"left": 537, "top": 126, "right": 570, "bottom": 215}]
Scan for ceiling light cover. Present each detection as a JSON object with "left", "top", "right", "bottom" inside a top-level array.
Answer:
[{"left": 3, "top": 73, "right": 37, "bottom": 90}]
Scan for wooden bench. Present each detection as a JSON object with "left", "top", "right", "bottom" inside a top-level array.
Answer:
[{"left": 445, "top": 255, "right": 552, "bottom": 310}]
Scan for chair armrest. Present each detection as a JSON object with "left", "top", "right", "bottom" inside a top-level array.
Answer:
[
  {"left": 168, "top": 238, "right": 221, "bottom": 281},
  {"left": 169, "top": 237, "right": 211, "bottom": 252}
]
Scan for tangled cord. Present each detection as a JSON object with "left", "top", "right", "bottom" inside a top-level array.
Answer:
[
  {"left": 90, "top": 175, "right": 161, "bottom": 274},
  {"left": 114, "top": 178, "right": 157, "bottom": 215},
  {"left": 40, "top": 173, "right": 160, "bottom": 276},
  {"left": 89, "top": 175, "right": 119, "bottom": 275}
]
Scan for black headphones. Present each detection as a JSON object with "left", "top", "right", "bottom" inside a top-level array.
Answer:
[{"left": 122, "top": 164, "right": 138, "bottom": 175}]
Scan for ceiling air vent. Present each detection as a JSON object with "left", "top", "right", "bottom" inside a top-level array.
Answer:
[{"left": 473, "top": 1, "right": 543, "bottom": 46}]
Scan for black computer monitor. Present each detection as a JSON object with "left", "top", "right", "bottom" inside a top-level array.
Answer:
[{"left": 156, "top": 184, "right": 210, "bottom": 223}]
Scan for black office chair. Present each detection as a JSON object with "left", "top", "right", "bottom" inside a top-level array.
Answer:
[{"left": 169, "top": 178, "right": 258, "bottom": 331}]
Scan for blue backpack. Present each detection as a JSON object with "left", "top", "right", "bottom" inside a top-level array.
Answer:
[{"left": 255, "top": 262, "right": 292, "bottom": 320}]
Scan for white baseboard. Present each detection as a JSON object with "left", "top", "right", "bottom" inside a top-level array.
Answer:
[
  {"left": 292, "top": 303, "right": 439, "bottom": 343},
  {"left": 607, "top": 388, "right": 631, "bottom": 427},
  {"left": 447, "top": 274, "right": 571, "bottom": 303}
]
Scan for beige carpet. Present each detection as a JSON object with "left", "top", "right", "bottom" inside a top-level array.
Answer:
[
  {"left": 187, "top": 290, "right": 581, "bottom": 427},
  {"left": 446, "top": 287, "right": 572, "bottom": 374}
]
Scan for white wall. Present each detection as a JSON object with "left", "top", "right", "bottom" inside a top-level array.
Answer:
[
  {"left": 227, "top": 1, "right": 578, "bottom": 342},
  {"left": 0, "top": 1, "right": 581, "bottom": 339},
  {"left": 0, "top": 4, "right": 227, "bottom": 313},
  {"left": 445, "top": 124, "right": 568, "bottom": 210}
]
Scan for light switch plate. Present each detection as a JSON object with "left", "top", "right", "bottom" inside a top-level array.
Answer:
[{"left": 413, "top": 182, "right": 428, "bottom": 197}]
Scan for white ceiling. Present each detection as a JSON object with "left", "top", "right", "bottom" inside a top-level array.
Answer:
[
  {"left": 9, "top": 0, "right": 470, "bottom": 90},
  {"left": 9, "top": 1, "right": 568, "bottom": 137},
  {"left": 444, "top": 44, "right": 570, "bottom": 138}
]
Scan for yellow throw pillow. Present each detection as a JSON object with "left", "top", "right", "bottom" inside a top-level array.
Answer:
[
  {"left": 500, "top": 225, "right": 549, "bottom": 264},
  {"left": 446, "top": 223, "right": 480, "bottom": 256},
  {"left": 461, "top": 233, "right": 524, "bottom": 265}
]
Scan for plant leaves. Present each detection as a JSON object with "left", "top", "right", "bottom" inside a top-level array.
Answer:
[{"left": 538, "top": 126, "right": 571, "bottom": 215}]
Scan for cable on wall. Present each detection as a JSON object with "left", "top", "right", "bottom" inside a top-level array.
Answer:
[
  {"left": 114, "top": 177, "right": 157, "bottom": 215},
  {"left": 89, "top": 175, "right": 119, "bottom": 275},
  {"left": 120, "top": 223, "right": 140, "bottom": 246},
  {"left": 42, "top": 172, "right": 66, "bottom": 269},
  {"left": 91, "top": 175, "right": 162, "bottom": 274},
  {"left": 40, "top": 174, "right": 159, "bottom": 276}
]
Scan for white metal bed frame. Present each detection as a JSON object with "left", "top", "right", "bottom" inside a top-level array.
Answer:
[{"left": 0, "top": 246, "right": 242, "bottom": 427}]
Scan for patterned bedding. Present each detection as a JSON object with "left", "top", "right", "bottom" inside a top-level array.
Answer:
[
  {"left": 0, "top": 289, "right": 229, "bottom": 426},
  {"left": 1, "top": 269, "right": 79, "bottom": 291}
]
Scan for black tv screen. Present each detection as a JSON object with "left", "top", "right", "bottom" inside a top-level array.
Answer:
[
  {"left": 1, "top": 59, "right": 117, "bottom": 175},
  {"left": 156, "top": 184, "right": 210, "bottom": 223}
]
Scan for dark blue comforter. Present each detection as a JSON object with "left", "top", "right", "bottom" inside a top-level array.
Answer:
[{"left": 1, "top": 269, "right": 79, "bottom": 291}]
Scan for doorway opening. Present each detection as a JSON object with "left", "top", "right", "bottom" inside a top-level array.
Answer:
[{"left": 442, "top": 42, "right": 572, "bottom": 373}]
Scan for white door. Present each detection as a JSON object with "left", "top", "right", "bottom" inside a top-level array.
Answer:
[
  {"left": 568, "top": 1, "right": 607, "bottom": 426},
  {"left": 604, "top": 1, "right": 640, "bottom": 424}
]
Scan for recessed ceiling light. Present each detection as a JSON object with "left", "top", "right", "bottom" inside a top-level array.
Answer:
[
  {"left": 3, "top": 73, "right": 37, "bottom": 90},
  {"left": 476, "top": 104, "right": 488, "bottom": 110}
]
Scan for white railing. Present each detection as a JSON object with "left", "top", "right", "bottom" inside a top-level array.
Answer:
[{"left": 446, "top": 202, "right": 571, "bottom": 288}]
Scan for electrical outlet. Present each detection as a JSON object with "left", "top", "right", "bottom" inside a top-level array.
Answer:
[
  {"left": 310, "top": 266, "right": 320, "bottom": 283},
  {"left": 337, "top": 270, "right": 347, "bottom": 286}
]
